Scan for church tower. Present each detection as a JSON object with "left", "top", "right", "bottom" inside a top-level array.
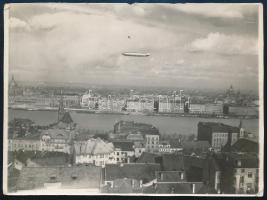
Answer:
[{"left": 58, "top": 90, "right": 65, "bottom": 122}]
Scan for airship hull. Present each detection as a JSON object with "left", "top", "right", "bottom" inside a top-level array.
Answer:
[{"left": 122, "top": 52, "right": 150, "bottom": 57}]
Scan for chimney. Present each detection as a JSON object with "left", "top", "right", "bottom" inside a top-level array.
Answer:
[
  {"left": 127, "top": 157, "right": 130, "bottom": 164},
  {"left": 181, "top": 172, "right": 184, "bottom": 180},
  {"left": 192, "top": 183, "right": 195, "bottom": 194},
  {"left": 132, "top": 179, "right": 135, "bottom": 188},
  {"left": 140, "top": 180, "right": 143, "bottom": 188}
]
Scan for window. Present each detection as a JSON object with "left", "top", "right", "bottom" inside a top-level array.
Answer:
[
  {"left": 240, "top": 176, "right": 244, "bottom": 184},
  {"left": 248, "top": 172, "right": 253, "bottom": 178},
  {"left": 241, "top": 169, "right": 245, "bottom": 173},
  {"left": 117, "top": 152, "right": 120, "bottom": 156},
  {"left": 50, "top": 176, "right": 57, "bottom": 182}
]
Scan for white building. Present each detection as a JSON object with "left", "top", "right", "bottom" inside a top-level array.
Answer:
[
  {"left": 145, "top": 134, "right": 160, "bottom": 153},
  {"left": 74, "top": 138, "right": 115, "bottom": 166},
  {"left": 158, "top": 140, "right": 183, "bottom": 154},
  {"left": 112, "top": 141, "right": 135, "bottom": 163},
  {"left": 40, "top": 129, "right": 75, "bottom": 154},
  {"left": 80, "top": 91, "right": 97, "bottom": 109},
  {"left": 8, "top": 136, "right": 41, "bottom": 152},
  {"left": 133, "top": 141, "right": 146, "bottom": 158}
]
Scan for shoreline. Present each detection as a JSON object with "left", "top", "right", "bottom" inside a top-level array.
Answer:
[{"left": 8, "top": 106, "right": 258, "bottom": 120}]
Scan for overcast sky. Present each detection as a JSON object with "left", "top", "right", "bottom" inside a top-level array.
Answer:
[{"left": 8, "top": 3, "right": 260, "bottom": 90}]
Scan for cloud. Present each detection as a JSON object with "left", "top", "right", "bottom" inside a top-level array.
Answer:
[
  {"left": 9, "top": 17, "right": 28, "bottom": 29},
  {"left": 189, "top": 32, "right": 258, "bottom": 55},
  {"left": 171, "top": 4, "right": 256, "bottom": 19},
  {"left": 8, "top": 3, "right": 260, "bottom": 91}
]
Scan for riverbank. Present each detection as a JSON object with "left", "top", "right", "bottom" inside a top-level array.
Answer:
[
  {"left": 8, "top": 109, "right": 259, "bottom": 136},
  {"left": 8, "top": 106, "right": 258, "bottom": 119}
]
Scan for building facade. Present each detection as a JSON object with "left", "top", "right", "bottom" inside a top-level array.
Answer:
[
  {"left": 145, "top": 134, "right": 160, "bottom": 153},
  {"left": 197, "top": 122, "right": 240, "bottom": 151},
  {"left": 74, "top": 138, "right": 115, "bottom": 166}
]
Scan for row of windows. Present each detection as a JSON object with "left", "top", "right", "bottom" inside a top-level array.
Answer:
[
  {"left": 147, "top": 141, "right": 159, "bottom": 145},
  {"left": 237, "top": 171, "right": 253, "bottom": 178},
  {"left": 11, "top": 143, "right": 39, "bottom": 148}
]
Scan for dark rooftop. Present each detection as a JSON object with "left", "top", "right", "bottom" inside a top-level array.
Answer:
[
  {"left": 60, "top": 112, "right": 73, "bottom": 124},
  {"left": 136, "top": 152, "right": 160, "bottom": 164},
  {"left": 105, "top": 163, "right": 160, "bottom": 183},
  {"left": 198, "top": 122, "right": 240, "bottom": 133},
  {"left": 16, "top": 165, "right": 101, "bottom": 190},
  {"left": 113, "top": 141, "right": 134, "bottom": 151},
  {"left": 143, "top": 182, "right": 205, "bottom": 194},
  {"left": 114, "top": 120, "right": 160, "bottom": 136},
  {"left": 230, "top": 138, "right": 259, "bottom": 153},
  {"left": 157, "top": 154, "right": 185, "bottom": 171}
]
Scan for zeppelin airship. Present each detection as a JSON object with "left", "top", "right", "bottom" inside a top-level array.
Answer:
[{"left": 122, "top": 52, "right": 150, "bottom": 57}]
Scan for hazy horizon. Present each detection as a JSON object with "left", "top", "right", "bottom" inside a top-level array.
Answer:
[{"left": 8, "top": 3, "right": 260, "bottom": 91}]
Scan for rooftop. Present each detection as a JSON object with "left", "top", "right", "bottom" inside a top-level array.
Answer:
[
  {"left": 143, "top": 182, "right": 205, "bottom": 194},
  {"left": 113, "top": 141, "right": 134, "bottom": 151},
  {"left": 11, "top": 132, "right": 41, "bottom": 141},
  {"left": 60, "top": 112, "right": 73, "bottom": 124},
  {"left": 198, "top": 122, "right": 240, "bottom": 133},
  {"left": 157, "top": 154, "right": 185, "bottom": 171},
  {"left": 114, "top": 121, "right": 160, "bottom": 136},
  {"left": 136, "top": 152, "right": 160, "bottom": 164},
  {"left": 16, "top": 165, "right": 102, "bottom": 190},
  {"left": 41, "top": 128, "right": 73, "bottom": 140},
  {"left": 105, "top": 163, "right": 161, "bottom": 183},
  {"left": 74, "top": 138, "right": 114, "bottom": 155},
  {"left": 230, "top": 138, "right": 259, "bottom": 153}
]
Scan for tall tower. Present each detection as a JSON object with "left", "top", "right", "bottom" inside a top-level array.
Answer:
[{"left": 58, "top": 90, "right": 65, "bottom": 122}]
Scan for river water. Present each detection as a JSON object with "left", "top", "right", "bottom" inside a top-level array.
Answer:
[{"left": 8, "top": 109, "right": 259, "bottom": 137}]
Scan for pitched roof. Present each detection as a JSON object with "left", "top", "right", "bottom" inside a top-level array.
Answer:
[
  {"left": 143, "top": 182, "right": 204, "bottom": 194},
  {"left": 214, "top": 152, "right": 259, "bottom": 169},
  {"left": 136, "top": 152, "right": 160, "bottom": 164},
  {"left": 74, "top": 138, "right": 114, "bottom": 155},
  {"left": 157, "top": 154, "right": 185, "bottom": 171},
  {"left": 104, "top": 178, "right": 142, "bottom": 193},
  {"left": 12, "top": 132, "right": 41, "bottom": 141},
  {"left": 114, "top": 121, "right": 160, "bottom": 136},
  {"left": 41, "top": 129, "right": 73, "bottom": 140},
  {"left": 27, "top": 155, "right": 68, "bottom": 167},
  {"left": 16, "top": 165, "right": 101, "bottom": 190},
  {"left": 198, "top": 122, "right": 240, "bottom": 133},
  {"left": 113, "top": 141, "right": 134, "bottom": 151},
  {"left": 105, "top": 163, "right": 160, "bottom": 183},
  {"left": 231, "top": 138, "right": 259, "bottom": 153},
  {"left": 182, "top": 141, "right": 210, "bottom": 150},
  {"left": 60, "top": 112, "right": 73, "bottom": 124},
  {"left": 228, "top": 153, "right": 259, "bottom": 168},
  {"left": 184, "top": 155, "right": 205, "bottom": 169}
]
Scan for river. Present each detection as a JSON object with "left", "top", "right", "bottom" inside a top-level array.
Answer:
[{"left": 8, "top": 109, "right": 259, "bottom": 137}]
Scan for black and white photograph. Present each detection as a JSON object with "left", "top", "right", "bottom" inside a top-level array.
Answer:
[{"left": 3, "top": 3, "right": 263, "bottom": 196}]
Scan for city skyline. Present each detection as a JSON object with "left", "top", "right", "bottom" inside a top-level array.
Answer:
[{"left": 8, "top": 3, "right": 260, "bottom": 90}]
